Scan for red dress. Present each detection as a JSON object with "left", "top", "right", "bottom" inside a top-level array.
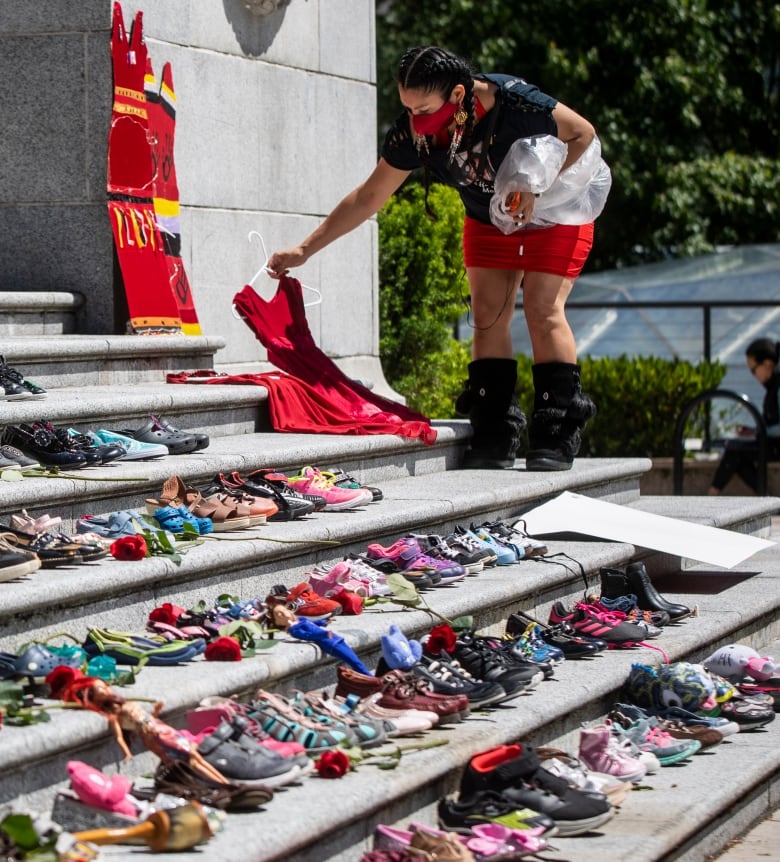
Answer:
[{"left": 169, "top": 275, "right": 436, "bottom": 444}]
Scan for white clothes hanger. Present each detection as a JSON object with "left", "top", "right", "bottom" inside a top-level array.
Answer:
[{"left": 246, "top": 230, "right": 322, "bottom": 307}]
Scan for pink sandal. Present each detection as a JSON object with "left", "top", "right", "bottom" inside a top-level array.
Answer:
[{"left": 10, "top": 509, "right": 62, "bottom": 534}]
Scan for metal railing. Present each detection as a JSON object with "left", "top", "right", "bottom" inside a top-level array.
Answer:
[
  {"left": 510, "top": 298, "right": 779, "bottom": 362},
  {"left": 672, "top": 388, "right": 767, "bottom": 495}
]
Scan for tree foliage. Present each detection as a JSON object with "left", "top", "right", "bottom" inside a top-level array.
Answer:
[
  {"left": 376, "top": 0, "right": 780, "bottom": 268},
  {"left": 378, "top": 183, "right": 472, "bottom": 417}
]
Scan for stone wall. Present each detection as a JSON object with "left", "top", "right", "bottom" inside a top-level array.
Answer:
[{"left": 0, "top": 1, "right": 384, "bottom": 383}]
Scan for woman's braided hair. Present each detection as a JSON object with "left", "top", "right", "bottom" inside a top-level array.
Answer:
[{"left": 397, "top": 46, "right": 476, "bottom": 220}]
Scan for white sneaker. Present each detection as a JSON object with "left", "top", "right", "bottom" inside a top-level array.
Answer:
[
  {"left": 538, "top": 750, "right": 633, "bottom": 805},
  {"left": 93, "top": 429, "right": 168, "bottom": 460},
  {"left": 610, "top": 734, "right": 660, "bottom": 774}
]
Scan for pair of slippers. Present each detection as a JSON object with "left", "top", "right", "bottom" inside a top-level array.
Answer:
[
  {"left": 75, "top": 510, "right": 152, "bottom": 540},
  {"left": 152, "top": 505, "right": 213, "bottom": 536},
  {"left": 82, "top": 628, "right": 205, "bottom": 667}
]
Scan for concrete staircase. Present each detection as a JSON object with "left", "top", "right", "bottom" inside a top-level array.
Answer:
[{"left": 1, "top": 298, "right": 779, "bottom": 862}]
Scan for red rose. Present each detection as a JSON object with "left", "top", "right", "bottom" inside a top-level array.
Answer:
[
  {"left": 426, "top": 623, "right": 457, "bottom": 655},
  {"left": 109, "top": 535, "right": 148, "bottom": 561},
  {"left": 204, "top": 636, "right": 242, "bottom": 662},
  {"left": 315, "top": 748, "right": 350, "bottom": 779},
  {"left": 149, "top": 602, "right": 187, "bottom": 627},
  {"left": 45, "top": 666, "right": 86, "bottom": 700}
]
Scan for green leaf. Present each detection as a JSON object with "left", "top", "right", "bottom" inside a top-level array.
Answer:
[
  {"left": 218, "top": 621, "right": 277, "bottom": 650},
  {"left": 253, "top": 638, "right": 278, "bottom": 650},
  {"left": 0, "top": 469, "right": 23, "bottom": 482},
  {"left": 0, "top": 681, "right": 26, "bottom": 709},
  {"left": 1, "top": 813, "right": 40, "bottom": 851},
  {"left": 385, "top": 573, "right": 421, "bottom": 605},
  {"left": 450, "top": 615, "right": 474, "bottom": 631},
  {"left": 215, "top": 594, "right": 240, "bottom": 608},
  {"left": 3, "top": 709, "right": 51, "bottom": 726}
]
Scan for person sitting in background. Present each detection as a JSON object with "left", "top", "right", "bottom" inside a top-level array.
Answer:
[{"left": 708, "top": 338, "right": 780, "bottom": 495}]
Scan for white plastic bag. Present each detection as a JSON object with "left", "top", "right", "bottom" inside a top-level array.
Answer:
[
  {"left": 533, "top": 136, "right": 612, "bottom": 226},
  {"left": 489, "top": 135, "right": 567, "bottom": 234},
  {"left": 489, "top": 133, "right": 612, "bottom": 233}
]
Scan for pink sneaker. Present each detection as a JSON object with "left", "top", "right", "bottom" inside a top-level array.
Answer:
[
  {"left": 308, "top": 561, "right": 371, "bottom": 597},
  {"left": 309, "top": 560, "right": 393, "bottom": 598},
  {"left": 366, "top": 537, "right": 465, "bottom": 584},
  {"left": 286, "top": 466, "right": 372, "bottom": 511},
  {"left": 579, "top": 723, "right": 647, "bottom": 782}
]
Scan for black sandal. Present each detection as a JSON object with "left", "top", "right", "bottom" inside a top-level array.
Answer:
[{"left": 153, "top": 760, "right": 273, "bottom": 811}]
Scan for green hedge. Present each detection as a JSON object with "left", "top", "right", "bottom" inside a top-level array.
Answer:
[
  {"left": 378, "top": 182, "right": 473, "bottom": 417},
  {"left": 378, "top": 182, "right": 727, "bottom": 457},
  {"left": 516, "top": 355, "right": 726, "bottom": 458}
]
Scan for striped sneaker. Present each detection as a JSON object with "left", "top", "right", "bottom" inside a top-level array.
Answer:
[{"left": 548, "top": 601, "right": 648, "bottom": 647}]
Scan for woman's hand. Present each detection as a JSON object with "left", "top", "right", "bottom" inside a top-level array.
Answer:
[
  {"left": 266, "top": 246, "right": 309, "bottom": 278},
  {"left": 504, "top": 190, "right": 537, "bottom": 226}
]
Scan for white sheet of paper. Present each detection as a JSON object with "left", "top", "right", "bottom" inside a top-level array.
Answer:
[{"left": 520, "top": 491, "right": 774, "bottom": 568}]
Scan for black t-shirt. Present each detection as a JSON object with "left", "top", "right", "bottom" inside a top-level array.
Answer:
[{"left": 381, "top": 73, "right": 559, "bottom": 223}]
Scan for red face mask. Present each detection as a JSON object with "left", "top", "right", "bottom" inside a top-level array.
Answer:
[{"left": 410, "top": 99, "right": 459, "bottom": 136}]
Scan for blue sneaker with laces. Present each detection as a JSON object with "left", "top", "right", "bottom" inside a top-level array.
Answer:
[
  {"left": 453, "top": 526, "right": 498, "bottom": 566},
  {"left": 471, "top": 524, "right": 517, "bottom": 565},
  {"left": 507, "top": 621, "right": 566, "bottom": 665}
]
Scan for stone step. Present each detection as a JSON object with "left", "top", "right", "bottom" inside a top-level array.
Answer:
[
  {"left": 714, "top": 805, "right": 780, "bottom": 862},
  {"left": 0, "top": 456, "right": 647, "bottom": 646},
  {"left": 1, "top": 382, "right": 270, "bottom": 440},
  {"left": 0, "top": 334, "right": 225, "bottom": 387},
  {"left": 0, "top": 423, "right": 469, "bottom": 528},
  {"left": 0, "top": 532, "right": 633, "bottom": 809},
  {"left": 0, "top": 473, "right": 775, "bottom": 825},
  {"left": 48, "top": 534, "right": 780, "bottom": 862},
  {"left": 0, "top": 291, "right": 83, "bottom": 336}
]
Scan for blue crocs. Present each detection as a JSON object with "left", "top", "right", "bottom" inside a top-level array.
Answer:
[{"left": 152, "top": 506, "right": 213, "bottom": 535}]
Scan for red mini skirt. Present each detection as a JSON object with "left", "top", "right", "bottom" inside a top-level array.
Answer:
[{"left": 463, "top": 217, "right": 594, "bottom": 278}]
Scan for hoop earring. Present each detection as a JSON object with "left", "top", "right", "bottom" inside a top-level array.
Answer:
[{"left": 448, "top": 106, "right": 468, "bottom": 165}]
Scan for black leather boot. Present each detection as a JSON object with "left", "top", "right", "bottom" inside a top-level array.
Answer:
[
  {"left": 625, "top": 562, "right": 692, "bottom": 621},
  {"left": 526, "top": 362, "right": 596, "bottom": 471},
  {"left": 600, "top": 567, "right": 629, "bottom": 599},
  {"left": 460, "top": 359, "right": 526, "bottom": 469}
]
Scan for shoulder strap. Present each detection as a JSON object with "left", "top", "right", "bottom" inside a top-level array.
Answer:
[{"left": 475, "top": 87, "right": 502, "bottom": 179}]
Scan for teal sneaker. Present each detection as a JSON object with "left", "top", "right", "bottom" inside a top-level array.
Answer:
[
  {"left": 93, "top": 429, "right": 168, "bottom": 460},
  {"left": 613, "top": 717, "right": 701, "bottom": 765}
]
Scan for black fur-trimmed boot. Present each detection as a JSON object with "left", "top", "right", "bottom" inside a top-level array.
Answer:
[
  {"left": 526, "top": 362, "right": 596, "bottom": 471},
  {"left": 460, "top": 359, "right": 526, "bottom": 470}
]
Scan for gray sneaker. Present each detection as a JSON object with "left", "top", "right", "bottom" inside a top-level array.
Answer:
[
  {"left": 198, "top": 719, "right": 311, "bottom": 787},
  {"left": 0, "top": 444, "right": 39, "bottom": 470}
]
